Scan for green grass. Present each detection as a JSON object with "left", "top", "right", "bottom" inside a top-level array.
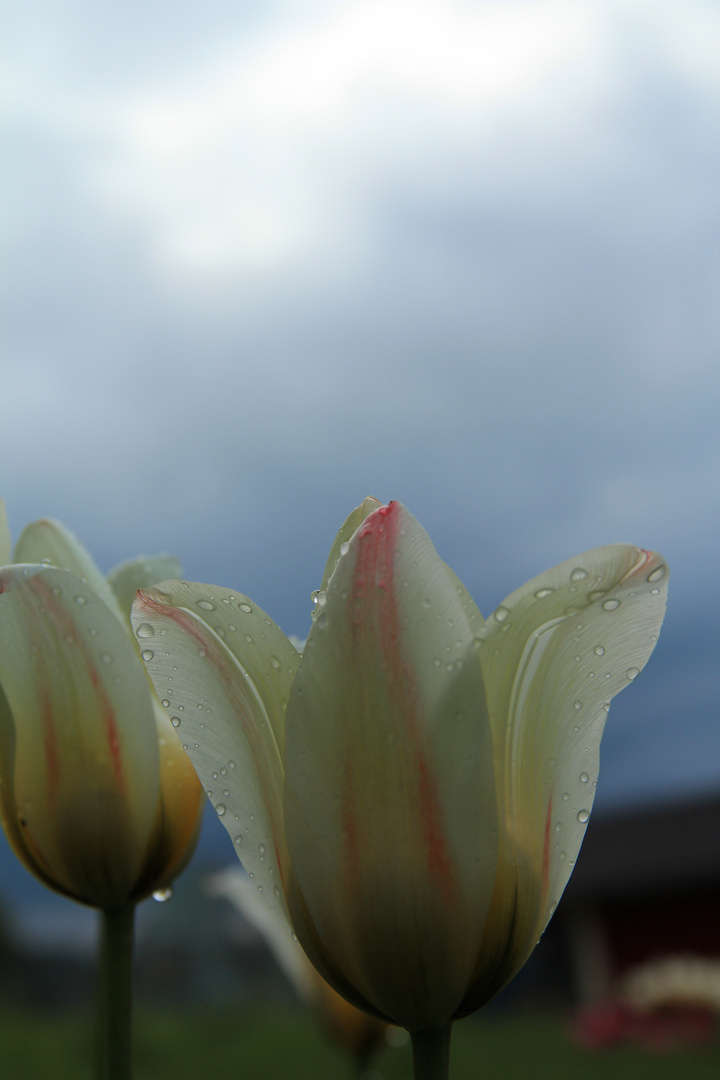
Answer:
[{"left": 0, "top": 1007, "right": 718, "bottom": 1079}]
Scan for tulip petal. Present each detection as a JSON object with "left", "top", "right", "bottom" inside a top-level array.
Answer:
[
  {"left": 14, "top": 518, "right": 125, "bottom": 625},
  {"left": 284, "top": 502, "right": 498, "bottom": 1030},
  {"left": 318, "top": 497, "right": 383, "bottom": 593},
  {"left": 0, "top": 566, "right": 160, "bottom": 906},
  {"left": 129, "top": 698, "right": 204, "bottom": 901},
  {"left": 0, "top": 500, "right": 10, "bottom": 565},
  {"left": 107, "top": 555, "right": 183, "bottom": 630},
  {"left": 467, "top": 545, "right": 668, "bottom": 1004},
  {"left": 131, "top": 580, "right": 299, "bottom": 921}
]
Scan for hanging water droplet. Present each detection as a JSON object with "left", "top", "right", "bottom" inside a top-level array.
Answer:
[
  {"left": 602, "top": 599, "right": 621, "bottom": 611},
  {"left": 215, "top": 804, "right": 226, "bottom": 817},
  {"left": 171, "top": 717, "right": 181, "bottom": 728},
  {"left": 594, "top": 645, "right": 605, "bottom": 656},
  {"left": 577, "top": 809, "right": 590, "bottom": 823},
  {"left": 136, "top": 623, "right": 155, "bottom": 638},
  {"left": 197, "top": 600, "right": 214, "bottom": 611},
  {"left": 152, "top": 887, "right": 173, "bottom": 903},
  {"left": 141, "top": 649, "right": 154, "bottom": 661},
  {"left": 626, "top": 666, "right": 640, "bottom": 680},
  {"left": 580, "top": 772, "right": 589, "bottom": 783},
  {"left": 535, "top": 588, "right": 554, "bottom": 599},
  {"left": 570, "top": 568, "right": 588, "bottom": 582},
  {"left": 647, "top": 565, "right": 665, "bottom": 583},
  {"left": 494, "top": 606, "right": 510, "bottom": 623}
]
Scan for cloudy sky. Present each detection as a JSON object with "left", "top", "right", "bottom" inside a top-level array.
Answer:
[{"left": 1, "top": 0, "right": 718, "bottom": 925}]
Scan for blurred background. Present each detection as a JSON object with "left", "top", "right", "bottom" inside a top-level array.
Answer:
[{"left": 1, "top": 1, "right": 719, "bottom": 1074}]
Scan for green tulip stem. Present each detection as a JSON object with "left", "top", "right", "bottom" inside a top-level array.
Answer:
[
  {"left": 410, "top": 1024, "right": 453, "bottom": 1080},
  {"left": 96, "top": 903, "right": 136, "bottom": 1080}
]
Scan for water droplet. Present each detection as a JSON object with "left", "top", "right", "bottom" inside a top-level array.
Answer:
[
  {"left": 445, "top": 662, "right": 454, "bottom": 672},
  {"left": 197, "top": 600, "right": 214, "bottom": 611},
  {"left": 215, "top": 804, "right": 226, "bottom": 817},
  {"left": 136, "top": 623, "right": 155, "bottom": 638},
  {"left": 258, "top": 843, "right": 266, "bottom": 855},
  {"left": 562, "top": 792, "right": 570, "bottom": 801},
  {"left": 211, "top": 771, "right": 218, "bottom": 780},
  {"left": 602, "top": 599, "right": 621, "bottom": 611},
  {"left": 270, "top": 655, "right": 281, "bottom": 670},
  {"left": 570, "top": 568, "right": 588, "bottom": 582},
  {"left": 577, "top": 809, "right": 590, "bottom": 823},
  {"left": 626, "top": 666, "right": 640, "bottom": 680},
  {"left": 422, "top": 597, "right": 432, "bottom": 608},
  {"left": 647, "top": 565, "right": 665, "bottom": 583},
  {"left": 101, "top": 653, "right": 112, "bottom": 664},
  {"left": 339, "top": 541, "right": 350, "bottom": 556},
  {"left": 580, "top": 772, "right": 589, "bottom": 783},
  {"left": 198, "top": 649, "right": 206, "bottom": 658},
  {"left": 559, "top": 850, "right": 566, "bottom": 861},
  {"left": 171, "top": 717, "right": 181, "bottom": 728},
  {"left": 228, "top": 760, "right": 236, "bottom": 769},
  {"left": 273, "top": 885, "right": 281, "bottom": 899},
  {"left": 234, "top": 835, "right": 243, "bottom": 845},
  {"left": 535, "top": 588, "right": 554, "bottom": 599},
  {"left": 650, "top": 587, "right": 660, "bottom": 596},
  {"left": 244, "top": 633, "right": 253, "bottom": 643},
  {"left": 239, "top": 602, "right": 253, "bottom": 614},
  {"left": 316, "top": 612, "right": 327, "bottom": 629},
  {"left": 141, "top": 649, "right": 154, "bottom": 661},
  {"left": 575, "top": 655, "right": 582, "bottom": 662},
  {"left": 494, "top": 606, "right": 510, "bottom": 623},
  {"left": 74, "top": 595, "right": 87, "bottom": 605},
  {"left": 51, "top": 586, "right": 62, "bottom": 596},
  {"left": 152, "top": 887, "right": 173, "bottom": 903},
  {"left": 594, "top": 645, "right": 605, "bottom": 656}
]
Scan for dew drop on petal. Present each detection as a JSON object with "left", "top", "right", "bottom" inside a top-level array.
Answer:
[
  {"left": 626, "top": 666, "right": 640, "bottom": 680},
  {"left": 136, "top": 623, "right": 155, "bottom": 638},
  {"left": 602, "top": 599, "right": 621, "bottom": 611},
  {"left": 562, "top": 792, "right": 570, "bottom": 801},
  {"left": 270, "top": 655, "right": 281, "bottom": 670},
  {"left": 244, "top": 634, "right": 253, "bottom": 643},
  {"left": 494, "top": 606, "right": 510, "bottom": 623},
  {"left": 647, "top": 565, "right": 665, "bottom": 583},
  {"left": 535, "top": 588, "right": 554, "bottom": 599},
  {"left": 152, "top": 887, "right": 173, "bottom": 903},
  {"left": 171, "top": 717, "right": 181, "bottom": 728},
  {"left": 577, "top": 809, "right": 590, "bottom": 823},
  {"left": 339, "top": 542, "right": 350, "bottom": 556},
  {"left": 74, "top": 595, "right": 87, "bottom": 605},
  {"left": 570, "top": 568, "right": 588, "bottom": 582},
  {"left": 573, "top": 701, "right": 583, "bottom": 710},
  {"left": 161, "top": 699, "right": 170, "bottom": 707},
  {"left": 580, "top": 772, "right": 589, "bottom": 783},
  {"left": 197, "top": 600, "right": 215, "bottom": 611},
  {"left": 215, "top": 804, "right": 226, "bottom": 817},
  {"left": 141, "top": 649, "right": 154, "bottom": 661},
  {"left": 234, "top": 835, "right": 243, "bottom": 845},
  {"left": 101, "top": 653, "right": 112, "bottom": 664},
  {"left": 239, "top": 602, "right": 253, "bottom": 614}
]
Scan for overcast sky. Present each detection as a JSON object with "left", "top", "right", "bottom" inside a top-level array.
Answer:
[{"left": 2, "top": 0, "right": 719, "bottom": 852}]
